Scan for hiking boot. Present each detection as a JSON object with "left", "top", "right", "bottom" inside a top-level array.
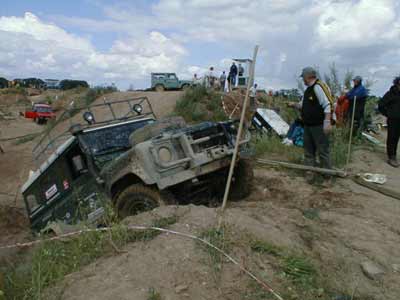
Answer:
[{"left": 387, "top": 158, "right": 400, "bottom": 168}]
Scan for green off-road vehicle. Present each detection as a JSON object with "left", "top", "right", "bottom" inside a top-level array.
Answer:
[
  {"left": 151, "top": 73, "right": 192, "bottom": 92},
  {"left": 22, "top": 97, "right": 252, "bottom": 232}
]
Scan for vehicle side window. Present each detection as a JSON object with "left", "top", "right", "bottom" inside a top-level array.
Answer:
[
  {"left": 27, "top": 194, "right": 39, "bottom": 212},
  {"left": 65, "top": 146, "right": 88, "bottom": 180},
  {"left": 70, "top": 155, "right": 87, "bottom": 178}
]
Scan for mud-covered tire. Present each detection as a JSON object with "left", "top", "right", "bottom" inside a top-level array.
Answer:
[
  {"left": 181, "top": 84, "right": 190, "bottom": 91},
  {"left": 155, "top": 84, "right": 165, "bottom": 92},
  {"left": 229, "top": 160, "right": 254, "bottom": 200},
  {"left": 129, "top": 116, "right": 186, "bottom": 146},
  {"left": 115, "top": 184, "right": 165, "bottom": 219}
]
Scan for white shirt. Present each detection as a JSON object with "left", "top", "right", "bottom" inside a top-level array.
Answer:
[{"left": 250, "top": 86, "right": 257, "bottom": 97}]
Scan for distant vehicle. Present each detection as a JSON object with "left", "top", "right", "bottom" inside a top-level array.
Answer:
[
  {"left": 24, "top": 103, "right": 56, "bottom": 124},
  {"left": 151, "top": 73, "right": 192, "bottom": 92},
  {"left": 22, "top": 97, "right": 252, "bottom": 232}
]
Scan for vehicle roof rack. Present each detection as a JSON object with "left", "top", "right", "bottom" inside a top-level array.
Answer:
[{"left": 32, "top": 96, "right": 157, "bottom": 166}]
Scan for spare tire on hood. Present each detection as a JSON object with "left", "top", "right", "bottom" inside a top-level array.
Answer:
[{"left": 129, "top": 116, "right": 187, "bottom": 146}]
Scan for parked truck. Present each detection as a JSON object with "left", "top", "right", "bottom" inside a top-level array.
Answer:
[
  {"left": 151, "top": 73, "right": 192, "bottom": 92},
  {"left": 23, "top": 103, "right": 56, "bottom": 124}
]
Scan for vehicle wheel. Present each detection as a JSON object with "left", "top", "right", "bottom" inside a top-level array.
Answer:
[
  {"left": 155, "top": 84, "right": 165, "bottom": 92},
  {"left": 115, "top": 184, "right": 165, "bottom": 219},
  {"left": 181, "top": 84, "right": 190, "bottom": 91},
  {"left": 229, "top": 160, "right": 254, "bottom": 200}
]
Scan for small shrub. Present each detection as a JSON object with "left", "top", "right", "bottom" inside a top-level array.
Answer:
[
  {"left": 282, "top": 255, "right": 316, "bottom": 285},
  {"left": 253, "top": 134, "right": 303, "bottom": 163},
  {"left": 330, "top": 127, "right": 350, "bottom": 168},
  {"left": 4, "top": 216, "right": 178, "bottom": 299},
  {"left": 250, "top": 240, "right": 282, "bottom": 257},
  {"left": 199, "top": 227, "right": 231, "bottom": 277},
  {"left": 174, "top": 86, "right": 226, "bottom": 123},
  {"left": 147, "top": 287, "right": 162, "bottom": 300}
]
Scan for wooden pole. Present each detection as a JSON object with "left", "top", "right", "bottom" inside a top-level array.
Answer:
[
  {"left": 219, "top": 46, "right": 259, "bottom": 225},
  {"left": 346, "top": 96, "right": 357, "bottom": 168},
  {"left": 255, "top": 158, "right": 347, "bottom": 177}
]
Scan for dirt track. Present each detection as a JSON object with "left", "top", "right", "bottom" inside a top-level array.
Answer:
[
  {"left": 0, "top": 90, "right": 183, "bottom": 207},
  {"left": 50, "top": 162, "right": 400, "bottom": 300},
  {"left": 1, "top": 89, "right": 400, "bottom": 299}
]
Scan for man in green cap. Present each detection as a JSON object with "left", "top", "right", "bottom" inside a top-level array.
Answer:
[{"left": 290, "top": 67, "right": 333, "bottom": 173}]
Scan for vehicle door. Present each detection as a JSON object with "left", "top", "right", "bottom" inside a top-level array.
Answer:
[
  {"left": 165, "top": 74, "right": 179, "bottom": 89},
  {"left": 24, "top": 105, "right": 37, "bottom": 119}
]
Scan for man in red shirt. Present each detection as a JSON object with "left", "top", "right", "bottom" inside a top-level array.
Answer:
[{"left": 335, "top": 90, "right": 350, "bottom": 126}]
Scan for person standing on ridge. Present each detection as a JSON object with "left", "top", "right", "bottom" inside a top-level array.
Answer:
[
  {"left": 238, "top": 63, "right": 244, "bottom": 77},
  {"left": 229, "top": 62, "right": 238, "bottom": 87},
  {"left": 346, "top": 76, "right": 368, "bottom": 132},
  {"left": 219, "top": 71, "right": 227, "bottom": 92},
  {"left": 289, "top": 67, "right": 334, "bottom": 178},
  {"left": 379, "top": 76, "right": 400, "bottom": 168}
]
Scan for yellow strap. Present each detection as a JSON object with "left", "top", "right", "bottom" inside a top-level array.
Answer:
[{"left": 316, "top": 80, "right": 334, "bottom": 111}]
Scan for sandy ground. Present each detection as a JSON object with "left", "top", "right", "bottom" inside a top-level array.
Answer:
[
  {"left": 1, "top": 89, "right": 400, "bottom": 299},
  {"left": 51, "top": 163, "right": 400, "bottom": 300},
  {"left": 0, "top": 90, "right": 183, "bottom": 254}
]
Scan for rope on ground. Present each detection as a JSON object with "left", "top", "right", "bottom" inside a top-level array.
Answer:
[
  {"left": 0, "top": 224, "right": 284, "bottom": 300},
  {"left": 0, "top": 132, "right": 42, "bottom": 142}
]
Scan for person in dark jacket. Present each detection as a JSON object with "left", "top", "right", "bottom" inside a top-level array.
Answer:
[
  {"left": 289, "top": 67, "right": 333, "bottom": 173},
  {"left": 229, "top": 62, "right": 238, "bottom": 87},
  {"left": 346, "top": 76, "right": 368, "bottom": 132},
  {"left": 379, "top": 76, "right": 400, "bottom": 168}
]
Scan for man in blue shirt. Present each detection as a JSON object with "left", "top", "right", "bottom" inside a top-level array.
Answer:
[{"left": 346, "top": 76, "right": 368, "bottom": 131}]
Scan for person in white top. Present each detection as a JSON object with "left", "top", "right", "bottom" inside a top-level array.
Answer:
[
  {"left": 249, "top": 83, "right": 258, "bottom": 112},
  {"left": 206, "top": 67, "right": 215, "bottom": 89}
]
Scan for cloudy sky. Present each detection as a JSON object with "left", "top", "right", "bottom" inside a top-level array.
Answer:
[{"left": 1, "top": 0, "right": 400, "bottom": 95}]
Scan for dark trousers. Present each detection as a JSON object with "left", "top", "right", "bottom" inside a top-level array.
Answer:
[
  {"left": 303, "top": 125, "right": 331, "bottom": 169},
  {"left": 348, "top": 100, "right": 366, "bottom": 132},
  {"left": 387, "top": 118, "right": 400, "bottom": 159}
]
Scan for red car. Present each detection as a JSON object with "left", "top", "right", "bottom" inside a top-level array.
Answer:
[{"left": 24, "top": 103, "right": 56, "bottom": 124}]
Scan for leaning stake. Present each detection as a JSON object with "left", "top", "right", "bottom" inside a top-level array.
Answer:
[
  {"left": 346, "top": 96, "right": 357, "bottom": 169},
  {"left": 219, "top": 46, "right": 259, "bottom": 226}
]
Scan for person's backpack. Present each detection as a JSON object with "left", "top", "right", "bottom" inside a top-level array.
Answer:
[{"left": 316, "top": 79, "right": 335, "bottom": 125}]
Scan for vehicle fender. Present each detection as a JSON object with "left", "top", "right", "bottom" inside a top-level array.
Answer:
[{"left": 104, "top": 151, "right": 155, "bottom": 198}]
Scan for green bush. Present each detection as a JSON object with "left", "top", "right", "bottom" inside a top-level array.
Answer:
[
  {"left": 253, "top": 134, "right": 303, "bottom": 163},
  {"left": 174, "top": 86, "right": 226, "bottom": 123},
  {"left": 4, "top": 217, "right": 177, "bottom": 299}
]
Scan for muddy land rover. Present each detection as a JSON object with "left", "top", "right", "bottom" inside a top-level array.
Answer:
[{"left": 21, "top": 96, "right": 253, "bottom": 232}]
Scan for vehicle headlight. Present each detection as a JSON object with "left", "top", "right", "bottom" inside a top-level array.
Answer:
[
  {"left": 133, "top": 104, "right": 143, "bottom": 115},
  {"left": 158, "top": 147, "right": 172, "bottom": 163},
  {"left": 83, "top": 111, "right": 95, "bottom": 124}
]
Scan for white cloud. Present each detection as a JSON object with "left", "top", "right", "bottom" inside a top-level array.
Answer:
[
  {"left": 0, "top": 12, "right": 93, "bottom": 52},
  {"left": 2, "top": 1, "right": 400, "bottom": 94},
  {"left": 0, "top": 12, "right": 187, "bottom": 86},
  {"left": 316, "top": 0, "right": 400, "bottom": 49}
]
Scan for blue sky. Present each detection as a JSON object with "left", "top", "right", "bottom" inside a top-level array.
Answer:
[{"left": 1, "top": 0, "right": 400, "bottom": 95}]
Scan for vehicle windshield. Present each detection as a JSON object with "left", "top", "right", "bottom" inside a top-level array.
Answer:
[
  {"left": 35, "top": 106, "right": 52, "bottom": 113},
  {"left": 79, "top": 119, "right": 154, "bottom": 156}
]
